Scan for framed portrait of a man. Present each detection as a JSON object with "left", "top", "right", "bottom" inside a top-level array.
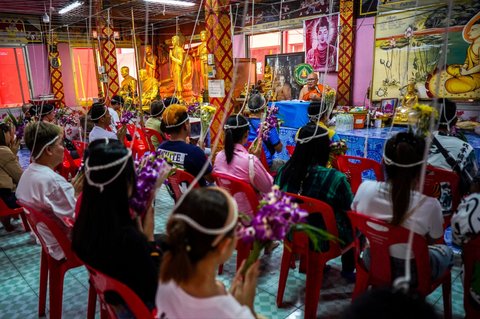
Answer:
[
  {"left": 265, "top": 52, "right": 305, "bottom": 101},
  {"left": 304, "top": 14, "right": 340, "bottom": 72}
]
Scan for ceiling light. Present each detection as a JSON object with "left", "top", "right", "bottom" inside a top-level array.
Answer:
[
  {"left": 42, "top": 12, "right": 50, "bottom": 23},
  {"left": 144, "top": 0, "right": 195, "bottom": 7},
  {"left": 59, "top": 1, "right": 83, "bottom": 15}
]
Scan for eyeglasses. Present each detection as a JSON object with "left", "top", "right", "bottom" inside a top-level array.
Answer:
[{"left": 307, "top": 78, "right": 316, "bottom": 82}]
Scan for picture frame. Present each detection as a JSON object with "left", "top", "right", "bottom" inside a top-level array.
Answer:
[
  {"left": 304, "top": 13, "right": 340, "bottom": 72},
  {"left": 381, "top": 98, "right": 398, "bottom": 114},
  {"left": 265, "top": 52, "right": 305, "bottom": 100}
]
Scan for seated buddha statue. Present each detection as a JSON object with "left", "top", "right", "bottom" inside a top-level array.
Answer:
[
  {"left": 394, "top": 81, "right": 418, "bottom": 123},
  {"left": 139, "top": 68, "right": 159, "bottom": 110},
  {"left": 119, "top": 66, "right": 137, "bottom": 102}
]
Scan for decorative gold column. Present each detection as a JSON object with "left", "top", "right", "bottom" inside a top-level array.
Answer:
[
  {"left": 47, "top": 34, "right": 65, "bottom": 107},
  {"left": 205, "top": 0, "right": 234, "bottom": 145},
  {"left": 336, "top": 0, "right": 355, "bottom": 105},
  {"left": 98, "top": 18, "right": 120, "bottom": 104}
]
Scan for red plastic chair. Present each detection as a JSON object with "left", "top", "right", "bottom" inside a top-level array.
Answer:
[
  {"left": 85, "top": 265, "right": 154, "bottom": 319},
  {"left": 349, "top": 212, "right": 452, "bottom": 319},
  {"left": 336, "top": 155, "right": 384, "bottom": 194},
  {"left": 144, "top": 128, "right": 164, "bottom": 152},
  {"left": 167, "top": 169, "right": 199, "bottom": 202},
  {"left": 423, "top": 165, "right": 460, "bottom": 218},
  {"left": 0, "top": 198, "right": 30, "bottom": 231},
  {"left": 123, "top": 124, "right": 148, "bottom": 159},
  {"left": 463, "top": 235, "right": 480, "bottom": 319},
  {"left": 276, "top": 193, "right": 343, "bottom": 319},
  {"left": 286, "top": 145, "right": 295, "bottom": 156},
  {"left": 57, "top": 148, "right": 81, "bottom": 181},
  {"left": 72, "top": 140, "right": 88, "bottom": 159},
  {"left": 18, "top": 202, "right": 95, "bottom": 319},
  {"left": 212, "top": 172, "right": 259, "bottom": 273}
]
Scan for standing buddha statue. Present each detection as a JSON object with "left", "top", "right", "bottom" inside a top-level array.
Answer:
[
  {"left": 197, "top": 30, "right": 209, "bottom": 90},
  {"left": 170, "top": 35, "right": 184, "bottom": 98},
  {"left": 144, "top": 45, "right": 158, "bottom": 78}
]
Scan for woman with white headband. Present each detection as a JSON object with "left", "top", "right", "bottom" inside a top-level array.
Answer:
[
  {"left": 352, "top": 132, "right": 453, "bottom": 281},
  {"left": 157, "top": 187, "right": 259, "bottom": 319},
  {"left": 72, "top": 139, "right": 163, "bottom": 313},
  {"left": 145, "top": 100, "right": 166, "bottom": 149},
  {"left": 275, "top": 123, "right": 356, "bottom": 281},
  {"left": 214, "top": 114, "right": 273, "bottom": 214},
  {"left": 158, "top": 104, "right": 213, "bottom": 186},
  {"left": 16, "top": 122, "right": 81, "bottom": 260}
]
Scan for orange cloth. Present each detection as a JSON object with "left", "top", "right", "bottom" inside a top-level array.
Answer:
[{"left": 301, "top": 84, "right": 325, "bottom": 101}]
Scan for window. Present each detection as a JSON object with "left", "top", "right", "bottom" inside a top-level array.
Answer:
[
  {"left": 284, "top": 28, "right": 304, "bottom": 53},
  {"left": 0, "top": 47, "right": 31, "bottom": 108},
  {"left": 249, "top": 32, "right": 281, "bottom": 80},
  {"left": 71, "top": 48, "right": 99, "bottom": 106}
]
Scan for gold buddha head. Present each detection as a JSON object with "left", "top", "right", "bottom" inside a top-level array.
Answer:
[
  {"left": 172, "top": 35, "right": 180, "bottom": 46},
  {"left": 145, "top": 45, "right": 152, "bottom": 55},
  {"left": 139, "top": 69, "right": 147, "bottom": 81},
  {"left": 200, "top": 30, "right": 207, "bottom": 42},
  {"left": 121, "top": 66, "right": 129, "bottom": 78}
]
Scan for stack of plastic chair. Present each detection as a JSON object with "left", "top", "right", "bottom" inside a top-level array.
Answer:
[
  {"left": 85, "top": 265, "right": 154, "bottom": 319},
  {"left": 167, "top": 169, "right": 199, "bottom": 202},
  {"left": 336, "top": 155, "right": 384, "bottom": 194},
  {"left": 19, "top": 202, "right": 95, "bottom": 319},
  {"left": 276, "top": 193, "right": 343, "bottom": 319},
  {"left": 463, "top": 235, "right": 480, "bottom": 319},
  {"left": 0, "top": 198, "right": 30, "bottom": 231},
  {"left": 349, "top": 212, "right": 452, "bottom": 319},
  {"left": 211, "top": 172, "right": 260, "bottom": 274},
  {"left": 144, "top": 128, "right": 164, "bottom": 152}
]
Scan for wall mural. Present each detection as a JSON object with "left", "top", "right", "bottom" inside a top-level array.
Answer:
[{"left": 371, "top": 0, "right": 480, "bottom": 101}]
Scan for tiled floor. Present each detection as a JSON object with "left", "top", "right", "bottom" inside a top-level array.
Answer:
[{"left": 0, "top": 186, "right": 466, "bottom": 318}]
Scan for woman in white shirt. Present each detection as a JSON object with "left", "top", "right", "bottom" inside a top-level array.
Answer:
[
  {"left": 352, "top": 132, "right": 453, "bottom": 281},
  {"left": 156, "top": 187, "right": 259, "bottom": 319}
]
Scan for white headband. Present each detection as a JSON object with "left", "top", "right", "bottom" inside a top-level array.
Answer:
[
  {"left": 164, "top": 116, "right": 189, "bottom": 129},
  {"left": 295, "top": 129, "right": 329, "bottom": 144},
  {"left": 84, "top": 148, "right": 132, "bottom": 192},
  {"left": 224, "top": 122, "right": 250, "bottom": 130},
  {"left": 33, "top": 135, "right": 59, "bottom": 160},
  {"left": 382, "top": 150, "right": 425, "bottom": 168},
  {"left": 171, "top": 197, "right": 239, "bottom": 247},
  {"left": 151, "top": 101, "right": 166, "bottom": 117},
  {"left": 90, "top": 107, "right": 108, "bottom": 121}
]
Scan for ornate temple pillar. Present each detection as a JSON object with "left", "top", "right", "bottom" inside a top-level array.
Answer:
[
  {"left": 47, "top": 34, "right": 65, "bottom": 108},
  {"left": 98, "top": 16, "right": 120, "bottom": 104},
  {"left": 205, "top": 0, "right": 234, "bottom": 145},
  {"left": 336, "top": 0, "right": 355, "bottom": 105}
]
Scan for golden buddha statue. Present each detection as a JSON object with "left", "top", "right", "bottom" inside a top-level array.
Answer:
[
  {"left": 139, "top": 68, "right": 159, "bottom": 109},
  {"left": 119, "top": 66, "right": 137, "bottom": 101},
  {"left": 262, "top": 64, "right": 273, "bottom": 94},
  {"left": 178, "top": 34, "right": 193, "bottom": 89},
  {"left": 144, "top": 45, "right": 158, "bottom": 78},
  {"left": 170, "top": 35, "right": 185, "bottom": 97},
  {"left": 394, "top": 81, "right": 418, "bottom": 123},
  {"left": 197, "top": 30, "right": 209, "bottom": 90}
]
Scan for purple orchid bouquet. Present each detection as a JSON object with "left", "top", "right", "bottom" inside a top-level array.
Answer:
[
  {"left": 5, "top": 110, "right": 25, "bottom": 141},
  {"left": 55, "top": 108, "right": 79, "bottom": 127},
  {"left": 187, "top": 102, "right": 200, "bottom": 117},
  {"left": 237, "top": 185, "right": 337, "bottom": 273},
  {"left": 257, "top": 105, "right": 280, "bottom": 141},
  {"left": 129, "top": 151, "right": 173, "bottom": 217},
  {"left": 120, "top": 110, "right": 137, "bottom": 126}
]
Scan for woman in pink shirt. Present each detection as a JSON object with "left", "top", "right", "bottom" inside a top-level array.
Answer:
[{"left": 214, "top": 114, "right": 273, "bottom": 214}]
